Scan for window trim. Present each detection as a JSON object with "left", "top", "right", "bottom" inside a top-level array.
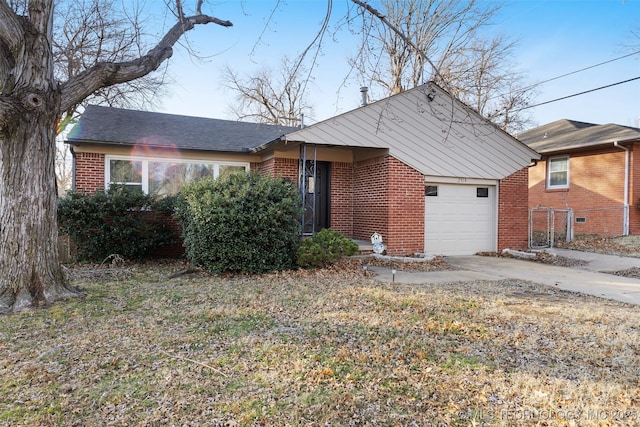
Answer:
[
  {"left": 547, "top": 155, "right": 569, "bottom": 189},
  {"left": 107, "top": 158, "right": 144, "bottom": 189},
  {"left": 105, "top": 155, "right": 250, "bottom": 195}
]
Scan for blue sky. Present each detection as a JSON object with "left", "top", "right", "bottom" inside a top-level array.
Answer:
[{"left": 155, "top": 0, "right": 640, "bottom": 130}]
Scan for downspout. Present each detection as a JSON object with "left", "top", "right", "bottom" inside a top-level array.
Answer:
[
  {"left": 70, "top": 146, "right": 77, "bottom": 191},
  {"left": 614, "top": 141, "right": 630, "bottom": 235}
]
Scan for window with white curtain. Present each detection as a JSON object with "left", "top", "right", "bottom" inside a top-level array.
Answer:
[{"left": 547, "top": 156, "right": 569, "bottom": 189}]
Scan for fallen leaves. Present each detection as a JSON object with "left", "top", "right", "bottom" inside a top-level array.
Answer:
[
  {"left": 557, "top": 235, "right": 640, "bottom": 257},
  {"left": 0, "top": 261, "right": 639, "bottom": 426}
]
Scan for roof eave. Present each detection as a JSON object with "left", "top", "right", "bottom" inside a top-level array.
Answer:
[
  {"left": 535, "top": 138, "right": 640, "bottom": 155},
  {"left": 66, "top": 139, "right": 252, "bottom": 154},
  {"left": 251, "top": 135, "right": 307, "bottom": 153}
]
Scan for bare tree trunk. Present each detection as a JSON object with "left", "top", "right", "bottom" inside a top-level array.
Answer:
[
  {"left": 0, "top": 106, "right": 79, "bottom": 313},
  {"left": 0, "top": 1, "right": 231, "bottom": 313}
]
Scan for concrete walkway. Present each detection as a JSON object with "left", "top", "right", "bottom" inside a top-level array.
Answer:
[{"left": 370, "top": 249, "right": 640, "bottom": 306}]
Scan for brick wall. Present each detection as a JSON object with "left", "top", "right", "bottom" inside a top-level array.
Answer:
[
  {"left": 629, "top": 144, "right": 640, "bottom": 235},
  {"left": 256, "top": 157, "right": 298, "bottom": 182},
  {"left": 330, "top": 162, "right": 354, "bottom": 236},
  {"left": 386, "top": 157, "right": 424, "bottom": 255},
  {"left": 74, "top": 152, "right": 105, "bottom": 192},
  {"left": 251, "top": 160, "right": 269, "bottom": 175},
  {"left": 74, "top": 150, "right": 426, "bottom": 256},
  {"left": 499, "top": 168, "right": 529, "bottom": 251},
  {"left": 353, "top": 156, "right": 389, "bottom": 243},
  {"left": 529, "top": 148, "right": 627, "bottom": 236},
  {"left": 353, "top": 155, "right": 424, "bottom": 256}
]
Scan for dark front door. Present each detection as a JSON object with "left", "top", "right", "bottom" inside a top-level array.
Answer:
[{"left": 303, "top": 161, "right": 329, "bottom": 235}]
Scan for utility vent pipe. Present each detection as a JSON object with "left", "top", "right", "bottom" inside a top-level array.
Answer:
[{"left": 360, "top": 86, "right": 368, "bottom": 106}]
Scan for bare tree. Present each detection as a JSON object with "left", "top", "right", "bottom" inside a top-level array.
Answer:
[
  {"left": 52, "top": 0, "right": 169, "bottom": 118},
  {"left": 436, "top": 36, "right": 535, "bottom": 133},
  {"left": 349, "top": 0, "right": 534, "bottom": 132},
  {"left": 51, "top": 0, "right": 171, "bottom": 194},
  {"left": 223, "top": 56, "right": 314, "bottom": 126},
  {"left": 55, "top": 139, "right": 73, "bottom": 194},
  {"left": 0, "top": 0, "right": 232, "bottom": 313}
]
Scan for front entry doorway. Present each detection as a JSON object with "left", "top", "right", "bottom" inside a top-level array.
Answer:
[{"left": 302, "top": 161, "right": 330, "bottom": 235}]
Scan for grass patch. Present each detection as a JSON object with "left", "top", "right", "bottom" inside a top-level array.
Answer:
[{"left": 0, "top": 262, "right": 638, "bottom": 426}]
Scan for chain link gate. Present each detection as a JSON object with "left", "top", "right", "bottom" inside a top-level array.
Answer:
[{"left": 530, "top": 207, "right": 573, "bottom": 249}]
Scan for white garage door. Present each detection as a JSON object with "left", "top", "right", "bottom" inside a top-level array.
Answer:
[{"left": 424, "top": 183, "right": 496, "bottom": 256}]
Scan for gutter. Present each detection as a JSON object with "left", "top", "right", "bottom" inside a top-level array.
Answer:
[
  {"left": 614, "top": 141, "right": 630, "bottom": 235},
  {"left": 250, "top": 135, "right": 298, "bottom": 154}
]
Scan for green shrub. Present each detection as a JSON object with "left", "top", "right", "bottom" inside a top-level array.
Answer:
[
  {"left": 175, "top": 172, "right": 302, "bottom": 274},
  {"left": 57, "top": 185, "right": 178, "bottom": 261},
  {"left": 297, "top": 228, "right": 359, "bottom": 268}
]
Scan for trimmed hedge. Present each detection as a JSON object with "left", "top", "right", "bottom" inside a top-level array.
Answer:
[
  {"left": 57, "top": 186, "right": 178, "bottom": 261},
  {"left": 176, "top": 173, "right": 302, "bottom": 274}
]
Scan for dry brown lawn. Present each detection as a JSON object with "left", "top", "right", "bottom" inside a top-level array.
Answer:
[{"left": 1, "top": 259, "right": 639, "bottom": 426}]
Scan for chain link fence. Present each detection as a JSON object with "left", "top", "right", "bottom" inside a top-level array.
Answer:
[
  {"left": 530, "top": 206, "right": 627, "bottom": 249},
  {"left": 530, "top": 207, "right": 573, "bottom": 249}
]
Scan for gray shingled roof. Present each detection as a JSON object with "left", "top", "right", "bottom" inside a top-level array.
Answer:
[
  {"left": 517, "top": 119, "right": 640, "bottom": 153},
  {"left": 66, "top": 105, "right": 298, "bottom": 152}
]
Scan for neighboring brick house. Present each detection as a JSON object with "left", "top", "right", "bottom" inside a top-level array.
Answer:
[
  {"left": 67, "top": 82, "right": 539, "bottom": 256},
  {"left": 519, "top": 119, "right": 640, "bottom": 238}
]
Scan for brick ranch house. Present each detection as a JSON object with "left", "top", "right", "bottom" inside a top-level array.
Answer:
[
  {"left": 66, "top": 82, "right": 540, "bottom": 256},
  {"left": 518, "top": 119, "right": 640, "bottom": 239}
]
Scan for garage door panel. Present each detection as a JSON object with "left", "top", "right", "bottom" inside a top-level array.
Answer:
[{"left": 425, "top": 183, "right": 496, "bottom": 256}]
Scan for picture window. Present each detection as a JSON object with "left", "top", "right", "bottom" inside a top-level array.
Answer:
[{"left": 106, "top": 156, "right": 249, "bottom": 196}]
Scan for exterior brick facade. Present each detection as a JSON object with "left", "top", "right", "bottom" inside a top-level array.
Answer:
[
  {"left": 352, "top": 155, "right": 424, "bottom": 256},
  {"left": 630, "top": 144, "right": 640, "bottom": 235},
  {"left": 499, "top": 168, "right": 530, "bottom": 251},
  {"left": 74, "top": 152, "right": 105, "bottom": 192},
  {"left": 386, "top": 157, "right": 425, "bottom": 255},
  {"left": 353, "top": 156, "right": 388, "bottom": 243},
  {"left": 73, "top": 150, "right": 528, "bottom": 256},
  {"left": 329, "top": 162, "right": 354, "bottom": 236},
  {"left": 255, "top": 157, "right": 298, "bottom": 182},
  {"left": 528, "top": 147, "right": 630, "bottom": 236}
]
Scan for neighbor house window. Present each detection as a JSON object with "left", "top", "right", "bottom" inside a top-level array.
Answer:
[
  {"left": 547, "top": 156, "right": 569, "bottom": 189},
  {"left": 106, "top": 156, "right": 249, "bottom": 196}
]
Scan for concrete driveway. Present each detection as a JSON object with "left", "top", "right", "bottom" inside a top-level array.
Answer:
[{"left": 370, "top": 248, "right": 640, "bottom": 305}]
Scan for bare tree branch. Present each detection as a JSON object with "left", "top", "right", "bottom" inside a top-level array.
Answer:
[
  {"left": 350, "top": 0, "right": 440, "bottom": 87},
  {"left": 55, "top": 0, "right": 181, "bottom": 118},
  {"left": 349, "top": 0, "right": 535, "bottom": 132},
  {"left": 224, "top": 56, "right": 313, "bottom": 126},
  {"left": 59, "top": 11, "right": 231, "bottom": 112},
  {"left": 0, "top": 1, "right": 24, "bottom": 52}
]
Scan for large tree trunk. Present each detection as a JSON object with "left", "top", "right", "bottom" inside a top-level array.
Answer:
[
  {"left": 0, "top": 103, "right": 79, "bottom": 313},
  {"left": 0, "top": 1, "right": 232, "bottom": 313}
]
